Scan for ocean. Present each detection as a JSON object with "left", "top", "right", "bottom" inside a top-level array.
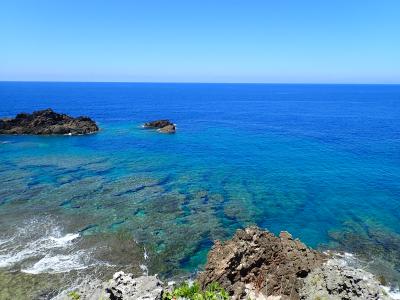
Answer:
[{"left": 0, "top": 82, "right": 400, "bottom": 297}]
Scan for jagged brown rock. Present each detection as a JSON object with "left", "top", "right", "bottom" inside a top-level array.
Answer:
[
  {"left": 0, "top": 108, "right": 98, "bottom": 135},
  {"left": 198, "top": 226, "right": 327, "bottom": 300}
]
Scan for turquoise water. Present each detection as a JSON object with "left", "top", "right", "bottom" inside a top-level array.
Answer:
[{"left": 0, "top": 82, "right": 400, "bottom": 288}]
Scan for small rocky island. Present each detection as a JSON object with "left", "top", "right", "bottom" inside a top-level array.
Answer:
[
  {"left": 144, "top": 119, "right": 176, "bottom": 133},
  {"left": 0, "top": 109, "right": 99, "bottom": 135},
  {"left": 62, "top": 227, "right": 394, "bottom": 300}
]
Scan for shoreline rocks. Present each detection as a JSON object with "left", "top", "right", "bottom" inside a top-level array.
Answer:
[
  {"left": 56, "top": 273, "right": 164, "bottom": 300},
  {"left": 144, "top": 119, "right": 176, "bottom": 134},
  {"left": 105, "top": 272, "right": 163, "bottom": 300},
  {"left": 59, "top": 227, "right": 396, "bottom": 300},
  {"left": 198, "top": 227, "right": 326, "bottom": 299},
  {"left": 0, "top": 109, "right": 99, "bottom": 135},
  {"left": 300, "top": 258, "right": 393, "bottom": 300}
]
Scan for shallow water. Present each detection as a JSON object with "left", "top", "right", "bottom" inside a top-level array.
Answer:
[{"left": 1, "top": 82, "right": 400, "bottom": 295}]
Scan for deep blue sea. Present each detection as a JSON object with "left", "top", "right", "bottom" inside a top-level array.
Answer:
[{"left": 1, "top": 82, "right": 400, "bottom": 294}]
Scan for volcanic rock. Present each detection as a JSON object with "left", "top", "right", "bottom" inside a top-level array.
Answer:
[
  {"left": 198, "top": 226, "right": 327, "bottom": 299},
  {"left": 0, "top": 108, "right": 98, "bottom": 135},
  {"left": 144, "top": 119, "right": 176, "bottom": 133}
]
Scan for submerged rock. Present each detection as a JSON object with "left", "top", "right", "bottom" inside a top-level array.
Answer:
[
  {"left": 198, "top": 226, "right": 326, "bottom": 299},
  {"left": 328, "top": 222, "right": 400, "bottom": 286},
  {"left": 144, "top": 119, "right": 176, "bottom": 133},
  {"left": 0, "top": 108, "right": 99, "bottom": 135}
]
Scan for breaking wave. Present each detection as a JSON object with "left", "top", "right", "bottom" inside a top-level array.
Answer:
[{"left": 0, "top": 218, "right": 100, "bottom": 274}]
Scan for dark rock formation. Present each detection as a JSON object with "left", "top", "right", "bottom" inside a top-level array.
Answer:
[
  {"left": 144, "top": 120, "right": 173, "bottom": 128},
  {"left": 144, "top": 119, "right": 176, "bottom": 134},
  {"left": 0, "top": 109, "right": 99, "bottom": 135},
  {"left": 198, "top": 226, "right": 327, "bottom": 299}
]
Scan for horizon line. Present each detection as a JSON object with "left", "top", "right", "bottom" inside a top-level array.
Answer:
[{"left": 1, "top": 80, "right": 400, "bottom": 85}]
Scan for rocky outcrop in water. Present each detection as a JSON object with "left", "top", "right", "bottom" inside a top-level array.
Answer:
[
  {"left": 0, "top": 108, "right": 99, "bottom": 135},
  {"left": 198, "top": 227, "right": 326, "bottom": 299},
  {"left": 144, "top": 119, "right": 176, "bottom": 133}
]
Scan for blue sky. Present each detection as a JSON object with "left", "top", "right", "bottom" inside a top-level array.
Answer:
[{"left": 1, "top": 0, "right": 399, "bottom": 83}]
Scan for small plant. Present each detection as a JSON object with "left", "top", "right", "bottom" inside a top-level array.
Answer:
[
  {"left": 163, "top": 281, "right": 229, "bottom": 300},
  {"left": 67, "top": 290, "right": 81, "bottom": 300}
]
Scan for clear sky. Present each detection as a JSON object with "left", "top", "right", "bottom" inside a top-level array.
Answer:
[{"left": 1, "top": 0, "right": 399, "bottom": 83}]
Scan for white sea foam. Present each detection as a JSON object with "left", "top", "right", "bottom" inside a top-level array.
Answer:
[
  {"left": 0, "top": 247, "right": 37, "bottom": 268},
  {"left": 49, "top": 233, "right": 80, "bottom": 245},
  {"left": 0, "top": 236, "right": 14, "bottom": 246},
  {"left": 0, "top": 231, "right": 80, "bottom": 269},
  {"left": 0, "top": 218, "right": 94, "bottom": 274},
  {"left": 22, "top": 251, "right": 90, "bottom": 274},
  {"left": 382, "top": 286, "right": 400, "bottom": 299},
  {"left": 139, "top": 264, "right": 148, "bottom": 276},
  {"left": 138, "top": 246, "right": 150, "bottom": 275}
]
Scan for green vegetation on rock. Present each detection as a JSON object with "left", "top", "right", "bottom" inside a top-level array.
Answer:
[
  {"left": 67, "top": 290, "right": 81, "bottom": 300},
  {"left": 163, "top": 281, "right": 229, "bottom": 300}
]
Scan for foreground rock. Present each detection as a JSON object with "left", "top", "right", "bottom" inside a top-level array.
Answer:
[
  {"left": 198, "top": 227, "right": 326, "bottom": 299},
  {"left": 105, "top": 272, "right": 163, "bottom": 300},
  {"left": 0, "top": 108, "right": 99, "bottom": 135},
  {"left": 57, "top": 273, "right": 163, "bottom": 300},
  {"left": 144, "top": 119, "right": 176, "bottom": 133},
  {"left": 300, "top": 258, "right": 392, "bottom": 300},
  {"left": 57, "top": 227, "right": 395, "bottom": 299},
  {"left": 198, "top": 227, "right": 394, "bottom": 300}
]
